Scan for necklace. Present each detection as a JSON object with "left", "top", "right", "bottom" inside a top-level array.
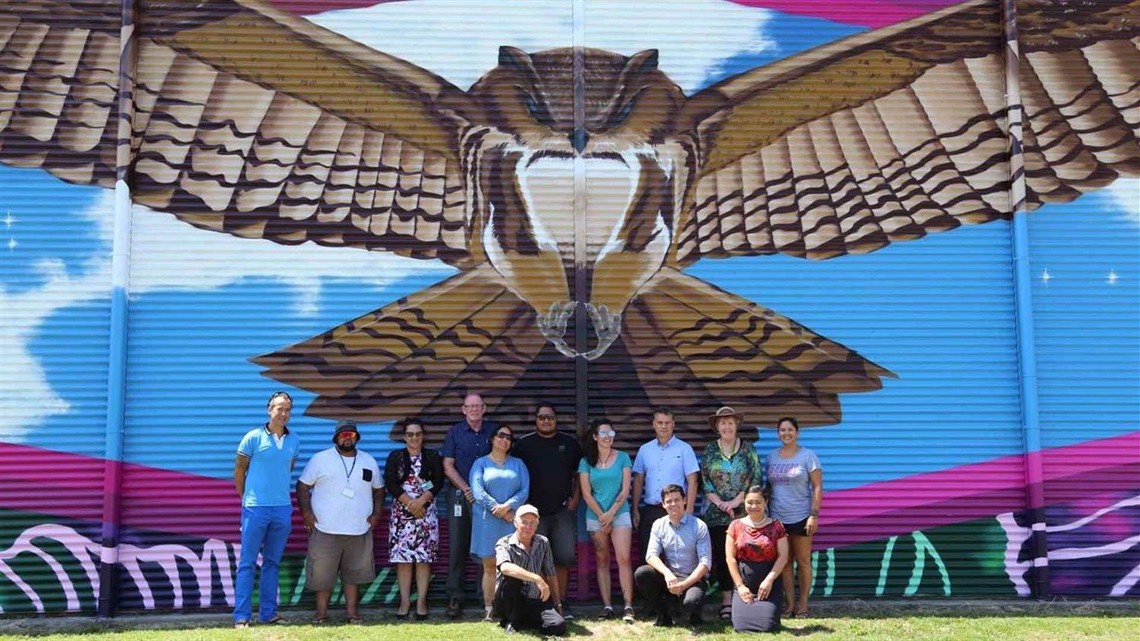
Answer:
[
  {"left": 720, "top": 438, "right": 739, "bottom": 458},
  {"left": 598, "top": 448, "right": 615, "bottom": 468},
  {"left": 745, "top": 515, "right": 770, "bottom": 529}
]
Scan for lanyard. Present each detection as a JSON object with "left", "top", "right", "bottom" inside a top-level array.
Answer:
[{"left": 339, "top": 454, "right": 358, "bottom": 483}]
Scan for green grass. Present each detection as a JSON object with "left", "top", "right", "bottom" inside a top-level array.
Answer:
[{"left": 1, "top": 603, "right": 1137, "bottom": 641}]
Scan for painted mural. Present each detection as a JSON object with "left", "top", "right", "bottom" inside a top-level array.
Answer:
[{"left": 1, "top": 0, "right": 1137, "bottom": 614}]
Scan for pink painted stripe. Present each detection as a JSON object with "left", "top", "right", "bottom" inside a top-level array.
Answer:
[
  {"left": 2, "top": 432, "right": 1137, "bottom": 549},
  {"left": 726, "top": 0, "right": 960, "bottom": 27},
  {"left": 816, "top": 432, "right": 1140, "bottom": 547},
  {"left": 266, "top": 0, "right": 958, "bottom": 28}
]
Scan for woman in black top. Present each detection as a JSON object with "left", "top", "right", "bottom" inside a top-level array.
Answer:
[{"left": 384, "top": 417, "right": 445, "bottom": 620}]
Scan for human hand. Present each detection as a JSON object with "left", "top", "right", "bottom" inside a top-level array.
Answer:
[
  {"left": 535, "top": 577, "right": 551, "bottom": 601},
  {"left": 502, "top": 510, "right": 515, "bottom": 523},
  {"left": 737, "top": 583, "right": 754, "bottom": 604},
  {"left": 409, "top": 500, "right": 426, "bottom": 519},
  {"left": 667, "top": 577, "right": 687, "bottom": 596},
  {"left": 566, "top": 496, "right": 580, "bottom": 512},
  {"left": 632, "top": 510, "right": 640, "bottom": 528},
  {"left": 598, "top": 511, "right": 613, "bottom": 529},
  {"left": 491, "top": 503, "right": 510, "bottom": 519},
  {"left": 757, "top": 578, "right": 774, "bottom": 600},
  {"left": 806, "top": 515, "right": 819, "bottom": 536},
  {"left": 367, "top": 513, "right": 382, "bottom": 530},
  {"left": 463, "top": 487, "right": 475, "bottom": 503},
  {"left": 302, "top": 511, "right": 317, "bottom": 533}
]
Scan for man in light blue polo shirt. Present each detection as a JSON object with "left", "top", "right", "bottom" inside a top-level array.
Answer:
[
  {"left": 233, "top": 391, "right": 302, "bottom": 628},
  {"left": 631, "top": 406, "right": 699, "bottom": 561}
]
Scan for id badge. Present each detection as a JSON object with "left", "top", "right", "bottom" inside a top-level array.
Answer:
[
  {"left": 342, "top": 487, "right": 356, "bottom": 499},
  {"left": 422, "top": 480, "right": 434, "bottom": 491}
]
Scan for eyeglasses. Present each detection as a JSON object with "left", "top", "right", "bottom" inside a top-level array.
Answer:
[
  {"left": 537, "top": 415, "right": 556, "bottom": 421},
  {"left": 494, "top": 432, "right": 513, "bottom": 441},
  {"left": 337, "top": 431, "right": 357, "bottom": 439},
  {"left": 597, "top": 430, "right": 616, "bottom": 438},
  {"left": 405, "top": 432, "right": 423, "bottom": 438}
]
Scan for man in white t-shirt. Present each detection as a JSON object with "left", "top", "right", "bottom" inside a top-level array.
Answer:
[{"left": 296, "top": 421, "right": 384, "bottom": 624}]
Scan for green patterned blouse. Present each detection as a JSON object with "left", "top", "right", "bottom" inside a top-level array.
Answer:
[{"left": 700, "top": 438, "right": 763, "bottom": 527}]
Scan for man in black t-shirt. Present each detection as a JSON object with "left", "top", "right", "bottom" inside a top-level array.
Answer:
[{"left": 512, "top": 402, "right": 582, "bottom": 618}]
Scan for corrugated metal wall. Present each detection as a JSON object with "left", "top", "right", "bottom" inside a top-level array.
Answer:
[{"left": 1, "top": 0, "right": 1138, "bottom": 615}]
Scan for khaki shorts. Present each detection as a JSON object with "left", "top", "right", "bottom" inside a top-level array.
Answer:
[{"left": 304, "top": 529, "right": 376, "bottom": 591}]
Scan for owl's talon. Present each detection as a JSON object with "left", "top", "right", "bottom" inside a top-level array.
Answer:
[
  {"left": 538, "top": 301, "right": 578, "bottom": 358},
  {"left": 581, "top": 304, "right": 622, "bottom": 361}
]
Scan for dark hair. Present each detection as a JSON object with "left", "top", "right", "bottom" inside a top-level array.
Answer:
[
  {"left": 399, "top": 416, "right": 425, "bottom": 434},
  {"left": 776, "top": 416, "right": 799, "bottom": 431},
  {"left": 744, "top": 484, "right": 771, "bottom": 504},
  {"left": 582, "top": 417, "right": 614, "bottom": 467},
  {"left": 267, "top": 391, "right": 292, "bottom": 408},
  {"left": 534, "top": 401, "right": 557, "bottom": 416},
  {"left": 660, "top": 483, "right": 684, "bottom": 502},
  {"left": 653, "top": 406, "right": 674, "bottom": 419}
]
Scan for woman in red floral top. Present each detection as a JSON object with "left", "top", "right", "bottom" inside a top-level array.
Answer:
[{"left": 725, "top": 486, "right": 789, "bottom": 632}]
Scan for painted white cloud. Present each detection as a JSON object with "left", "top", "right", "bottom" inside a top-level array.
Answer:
[
  {"left": 0, "top": 190, "right": 452, "bottom": 441},
  {"left": 1104, "top": 178, "right": 1140, "bottom": 226},
  {"left": 311, "top": 0, "right": 775, "bottom": 93}
]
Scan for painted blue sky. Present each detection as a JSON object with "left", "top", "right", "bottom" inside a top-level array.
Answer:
[{"left": 1, "top": 2, "right": 1137, "bottom": 491}]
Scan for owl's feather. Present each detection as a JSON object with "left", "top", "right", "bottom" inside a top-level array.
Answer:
[
  {"left": 0, "top": 0, "right": 478, "bottom": 265},
  {"left": 673, "top": 0, "right": 1140, "bottom": 266}
]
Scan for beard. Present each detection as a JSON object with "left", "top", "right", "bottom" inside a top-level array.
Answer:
[{"left": 336, "top": 442, "right": 357, "bottom": 454}]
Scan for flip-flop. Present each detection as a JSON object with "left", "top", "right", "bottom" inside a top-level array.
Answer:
[
  {"left": 311, "top": 615, "right": 328, "bottom": 625},
  {"left": 781, "top": 605, "right": 795, "bottom": 619},
  {"left": 347, "top": 616, "right": 364, "bottom": 625},
  {"left": 795, "top": 607, "right": 810, "bottom": 618}
]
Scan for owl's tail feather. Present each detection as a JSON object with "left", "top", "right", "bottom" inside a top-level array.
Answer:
[
  {"left": 252, "top": 264, "right": 547, "bottom": 436},
  {"left": 620, "top": 267, "right": 895, "bottom": 430}
]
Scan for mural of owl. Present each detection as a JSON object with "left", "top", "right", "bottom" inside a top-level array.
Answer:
[{"left": 2, "top": 0, "right": 1138, "bottom": 444}]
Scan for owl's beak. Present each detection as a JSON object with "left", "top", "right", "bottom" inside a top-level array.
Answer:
[{"left": 571, "top": 129, "right": 589, "bottom": 153}]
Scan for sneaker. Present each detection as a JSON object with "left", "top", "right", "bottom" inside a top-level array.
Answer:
[
  {"left": 233, "top": 620, "right": 249, "bottom": 629},
  {"left": 622, "top": 606, "right": 635, "bottom": 623},
  {"left": 505, "top": 623, "right": 518, "bottom": 635},
  {"left": 653, "top": 612, "right": 673, "bottom": 627},
  {"left": 560, "top": 600, "right": 574, "bottom": 620},
  {"left": 446, "top": 598, "right": 462, "bottom": 619},
  {"left": 600, "top": 606, "right": 615, "bottom": 619}
]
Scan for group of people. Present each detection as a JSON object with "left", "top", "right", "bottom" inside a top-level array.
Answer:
[{"left": 231, "top": 391, "right": 823, "bottom": 635}]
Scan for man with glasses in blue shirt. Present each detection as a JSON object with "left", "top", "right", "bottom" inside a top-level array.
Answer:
[
  {"left": 441, "top": 392, "right": 496, "bottom": 617},
  {"left": 233, "top": 391, "right": 302, "bottom": 628}
]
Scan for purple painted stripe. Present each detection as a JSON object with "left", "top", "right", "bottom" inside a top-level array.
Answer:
[{"left": 2, "top": 432, "right": 1137, "bottom": 549}]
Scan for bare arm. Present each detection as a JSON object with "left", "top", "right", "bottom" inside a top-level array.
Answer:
[
  {"left": 631, "top": 472, "right": 644, "bottom": 527},
  {"left": 296, "top": 481, "right": 316, "bottom": 530},
  {"left": 807, "top": 468, "right": 823, "bottom": 536},
  {"left": 684, "top": 471, "right": 699, "bottom": 515},
  {"left": 233, "top": 455, "right": 249, "bottom": 498}
]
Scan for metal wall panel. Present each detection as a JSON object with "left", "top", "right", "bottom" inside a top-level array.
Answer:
[{"left": 1, "top": 0, "right": 1138, "bottom": 616}]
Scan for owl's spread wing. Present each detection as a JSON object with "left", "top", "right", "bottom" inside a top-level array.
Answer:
[
  {"left": 0, "top": 0, "right": 477, "bottom": 265},
  {"left": 673, "top": 0, "right": 1140, "bottom": 265}
]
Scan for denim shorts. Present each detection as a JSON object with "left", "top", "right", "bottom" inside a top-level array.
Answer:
[{"left": 585, "top": 511, "right": 632, "bottom": 533}]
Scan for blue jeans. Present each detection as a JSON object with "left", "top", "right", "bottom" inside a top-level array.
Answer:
[{"left": 234, "top": 505, "right": 293, "bottom": 622}]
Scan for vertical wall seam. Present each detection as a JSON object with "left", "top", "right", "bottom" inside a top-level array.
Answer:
[
  {"left": 1001, "top": 0, "right": 1049, "bottom": 600},
  {"left": 98, "top": 0, "right": 138, "bottom": 619}
]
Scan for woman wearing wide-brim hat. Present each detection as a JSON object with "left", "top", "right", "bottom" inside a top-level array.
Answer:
[{"left": 699, "top": 406, "right": 763, "bottom": 620}]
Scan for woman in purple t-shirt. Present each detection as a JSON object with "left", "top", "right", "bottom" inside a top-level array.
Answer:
[{"left": 765, "top": 417, "right": 822, "bottom": 619}]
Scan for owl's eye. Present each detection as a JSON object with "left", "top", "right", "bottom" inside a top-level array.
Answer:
[
  {"left": 608, "top": 94, "right": 639, "bottom": 128},
  {"left": 521, "top": 90, "right": 553, "bottom": 126}
]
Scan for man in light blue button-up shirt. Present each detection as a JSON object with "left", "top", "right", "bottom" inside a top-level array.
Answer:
[
  {"left": 631, "top": 406, "right": 699, "bottom": 560},
  {"left": 634, "top": 484, "right": 711, "bottom": 627}
]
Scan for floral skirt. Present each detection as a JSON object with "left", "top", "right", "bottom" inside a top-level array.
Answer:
[{"left": 389, "top": 500, "right": 439, "bottom": 563}]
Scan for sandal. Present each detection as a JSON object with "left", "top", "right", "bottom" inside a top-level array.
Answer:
[
  {"left": 795, "top": 607, "right": 810, "bottom": 618},
  {"left": 233, "top": 620, "right": 249, "bottom": 629},
  {"left": 347, "top": 616, "right": 364, "bottom": 625},
  {"left": 311, "top": 615, "right": 328, "bottom": 625},
  {"left": 262, "top": 614, "right": 288, "bottom": 625},
  {"left": 781, "top": 604, "right": 795, "bottom": 619},
  {"left": 719, "top": 604, "right": 732, "bottom": 620}
]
